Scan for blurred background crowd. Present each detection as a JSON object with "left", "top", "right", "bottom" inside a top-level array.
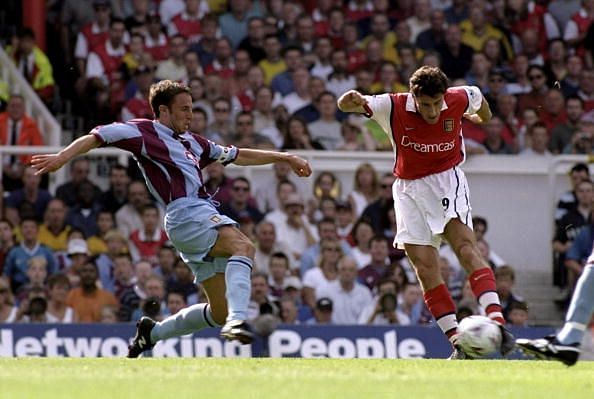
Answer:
[{"left": 1, "top": 0, "right": 594, "bottom": 332}]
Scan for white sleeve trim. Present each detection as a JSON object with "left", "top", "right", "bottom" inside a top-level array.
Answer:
[{"left": 461, "top": 86, "right": 483, "bottom": 114}]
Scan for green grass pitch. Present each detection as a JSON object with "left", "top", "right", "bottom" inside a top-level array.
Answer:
[{"left": 1, "top": 358, "right": 593, "bottom": 399}]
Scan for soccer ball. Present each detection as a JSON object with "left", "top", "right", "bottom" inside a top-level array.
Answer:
[{"left": 457, "top": 315, "right": 502, "bottom": 358}]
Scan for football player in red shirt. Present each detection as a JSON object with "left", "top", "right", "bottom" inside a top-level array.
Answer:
[{"left": 338, "top": 66, "right": 514, "bottom": 359}]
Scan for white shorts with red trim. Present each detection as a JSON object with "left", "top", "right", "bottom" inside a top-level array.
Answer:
[{"left": 393, "top": 166, "right": 473, "bottom": 249}]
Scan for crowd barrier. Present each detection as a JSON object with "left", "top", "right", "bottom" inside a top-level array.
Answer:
[{"left": 0, "top": 324, "right": 554, "bottom": 359}]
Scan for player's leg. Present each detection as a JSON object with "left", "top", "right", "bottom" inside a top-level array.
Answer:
[
  {"left": 444, "top": 218, "right": 515, "bottom": 355},
  {"left": 127, "top": 265, "right": 223, "bottom": 358},
  {"left": 444, "top": 219, "right": 505, "bottom": 325},
  {"left": 405, "top": 244, "right": 459, "bottom": 345},
  {"left": 517, "top": 264, "right": 594, "bottom": 366},
  {"left": 208, "top": 225, "right": 256, "bottom": 342}
]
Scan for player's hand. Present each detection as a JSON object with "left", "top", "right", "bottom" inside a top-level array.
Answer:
[
  {"left": 287, "top": 154, "right": 312, "bottom": 177},
  {"left": 343, "top": 90, "right": 367, "bottom": 107},
  {"left": 30, "top": 153, "right": 67, "bottom": 175},
  {"left": 463, "top": 113, "right": 483, "bottom": 124}
]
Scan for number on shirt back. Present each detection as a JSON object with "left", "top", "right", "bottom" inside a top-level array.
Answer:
[{"left": 442, "top": 198, "right": 450, "bottom": 210}]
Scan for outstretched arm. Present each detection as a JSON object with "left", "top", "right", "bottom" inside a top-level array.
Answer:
[
  {"left": 337, "top": 90, "right": 370, "bottom": 115},
  {"left": 30, "top": 134, "right": 101, "bottom": 175},
  {"left": 234, "top": 148, "right": 312, "bottom": 178}
]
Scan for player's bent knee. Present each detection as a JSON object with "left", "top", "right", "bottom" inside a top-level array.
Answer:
[{"left": 232, "top": 237, "right": 256, "bottom": 258}]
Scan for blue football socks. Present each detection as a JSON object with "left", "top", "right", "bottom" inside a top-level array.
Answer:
[
  {"left": 224, "top": 255, "right": 253, "bottom": 322},
  {"left": 150, "top": 303, "right": 218, "bottom": 343},
  {"left": 557, "top": 265, "right": 594, "bottom": 346}
]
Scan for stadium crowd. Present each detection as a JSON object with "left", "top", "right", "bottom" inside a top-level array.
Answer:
[{"left": 2, "top": 0, "right": 594, "bottom": 330}]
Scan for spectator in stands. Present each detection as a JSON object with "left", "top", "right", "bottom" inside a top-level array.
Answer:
[
  {"left": 155, "top": 34, "right": 188, "bottom": 81},
  {"left": 358, "top": 236, "right": 391, "bottom": 291},
  {"left": 155, "top": 244, "right": 177, "bottom": 280},
  {"left": 205, "top": 97, "right": 234, "bottom": 144},
  {"left": 115, "top": 180, "right": 164, "bottom": 238},
  {"left": 349, "top": 219, "right": 375, "bottom": 269},
  {"left": 0, "top": 276, "right": 17, "bottom": 323},
  {"left": 144, "top": 13, "right": 169, "bottom": 62},
  {"left": 38, "top": 199, "right": 71, "bottom": 252},
  {"left": 553, "top": 180, "right": 594, "bottom": 306},
  {"left": 74, "top": 0, "right": 111, "bottom": 77},
  {"left": 0, "top": 220, "right": 15, "bottom": 276},
  {"left": 279, "top": 296, "right": 300, "bottom": 324},
  {"left": 228, "top": 49, "right": 253, "bottom": 101},
  {"left": 253, "top": 221, "right": 295, "bottom": 275},
  {"left": 577, "top": 69, "right": 594, "bottom": 111},
  {"left": 55, "top": 158, "right": 101, "bottom": 207},
  {"left": 100, "top": 305, "right": 119, "bottom": 323},
  {"left": 272, "top": 45, "right": 304, "bottom": 96},
  {"left": 0, "top": 95, "right": 44, "bottom": 191},
  {"left": 360, "top": 173, "right": 395, "bottom": 234},
  {"left": 317, "top": 256, "right": 373, "bottom": 324},
  {"left": 282, "top": 68, "right": 312, "bottom": 115},
  {"left": 113, "top": 253, "right": 141, "bottom": 321},
  {"left": 46, "top": 273, "right": 77, "bottom": 323},
  {"left": 135, "top": 274, "right": 167, "bottom": 320},
  {"left": 5, "top": 166, "right": 52, "bottom": 226},
  {"left": 282, "top": 115, "right": 325, "bottom": 150},
  {"left": 169, "top": 0, "right": 204, "bottom": 44},
  {"left": 348, "top": 163, "right": 380, "bottom": 219},
  {"left": 495, "top": 265, "right": 525, "bottom": 323},
  {"left": 267, "top": 252, "right": 292, "bottom": 298},
  {"left": 416, "top": 8, "right": 447, "bottom": 51},
  {"left": 507, "top": 301, "right": 529, "bottom": 327},
  {"left": 327, "top": 49, "right": 356, "bottom": 98},
  {"left": 302, "top": 238, "right": 342, "bottom": 308},
  {"left": 308, "top": 91, "right": 344, "bottom": 150},
  {"left": 9, "top": 27, "right": 55, "bottom": 103},
  {"left": 95, "top": 230, "right": 129, "bottom": 293},
  {"left": 66, "top": 180, "right": 102, "bottom": 238},
  {"left": 555, "top": 163, "right": 590, "bottom": 221},
  {"left": 259, "top": 34, "right": 285, "bottom": 85},
  {"left": 269, "top": 193, "right": 317, "bottom": 262},
  {"left": 238, "top": 17, "right": 266, "bottom": 64},
  {"left": 4, "top": 218, "right": 56, "bottom": 292},
  {"left": 247, "top": 271, "right": 279, "bottom": 321},
  {"left": 483, "top": 115, "right": 515, "bottom": 154},
  {"left": 15, "top": 256, "right": 48, "bottom": 303},
  {"left": 220, "top": 177, "right": 264, "bottom": 228},
  {"left": 62, "top": 238, "right": 91, "bottom": 288},
  {"left": 66, "top": 261, "right": 119, "bottom": 322},
  {"left": 205, "top": 37, "right": 235, "bottom": 80},
  {"left": 254, "top": 161, "right": 298, "bottom": 213},
  {"left": 560, "top": 54, "right": 583, "bottom": 97},
  {"left": 132, "top": 260, "right": 153, "bottom": 299},
  {"left": 121, "top": 33, "right": 148, "bottom": 77},
  {"left": 167, "top": 259, "right": 198, "bottom": 305},
  {"left": 370, "top": 61, "right": 407, "bottom": 94},
  {"left": 305, "top": 297, "right": 333, "bottom": 325},
  {"left": 551, "top": 96, "right": 585, "bottom": 154},
  {"left": 521, "top": 121, "right": 553, "bottom": 157},
  {"left": 18, "top": 287, "right": 49, "bottom": 323},
  {"left": 464, "top": 52, "right": 491, "bottom": 92},
  {"left": 233, "top": 111, "right": 274, "bottom": 149},
  {"left": 358, "top": 277, "right": 411, "bottom": 325},
  {"left": 121, "top": 65, "right": 154, "bottom": 121},
  {"left": 165, "top": 289, "right": 188, "bottom": 317},
  {"left": 129, "top": 204, "right": 169, "bottom": 264},
  {"left": 300, "top": 218, "right": 353, "bottom": 277},
  {"left": 518, "top": 65, "right": 550, "bottom": 114},
  {"left": 99, "top": 164, "right": 130, "bottom": 214},
  {"left": 436, "top": 25, "right": 473, "bottom": 81}
]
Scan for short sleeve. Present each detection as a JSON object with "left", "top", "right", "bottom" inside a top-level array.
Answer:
[
  {"left": 90, "top": 122, "right": 143, "bottom": 155},
  {"left": 362, "top": 94, "right": 393, "bottom": 140},
  {"left": 461, "top": 86, "right": 483, "bottom": 114},
  {"left": 191, "top": 133, "right": 239, "bottom": 166}
]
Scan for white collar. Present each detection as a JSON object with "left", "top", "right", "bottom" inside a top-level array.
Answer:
[
  {"left": 405, "top": 93, "right": 448, "bottom": 113},
  {"left": 106, "top": 40, "right": 126, "bottom": 56}
]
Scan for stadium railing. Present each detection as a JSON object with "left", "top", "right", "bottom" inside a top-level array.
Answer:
[{"left": 0, "top": 46, "right": 61, "bottom": 146}]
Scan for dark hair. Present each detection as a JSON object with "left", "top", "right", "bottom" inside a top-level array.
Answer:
[
  {"left": 149, "top": 80, "right": 191, "bottom": 118},
  {"left": 109, "top": 17, "right": 125, "bottom": 28},
  {"left": 281, "top": 44, "right": 304, "bottom": 58},
  {"left": 166, "top": 289, "right": 187, "bottom": 303},
  {"left": 409, "top": 66, "right": 448, "bottom": 97},
  {"left": 571, "top": 162, "right": 590, "bottom": 175},
  {"left": 233, "top": 176, "right": 251, "bottom": 189},
  {"left": 47, "top": 273, "right": 70, "bottom": 290},
  {"left": 141, "top": 203, "right": 159, "bottom": 215},
  {"left": 270, "top": 251, "right": 289, "bottom": 266},
  {"left": 528, "top": 121, "right": 548, "bottom": 135},
  {"left": 472, "top": 216, "right": 488, "bottom": 231},
  {"left": 565, "top": 94, "right": 584, "bottom": 108}
]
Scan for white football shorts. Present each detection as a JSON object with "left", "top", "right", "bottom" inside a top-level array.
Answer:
[{"left": 393, "top": 166, "right": 473, "bottom": 249}]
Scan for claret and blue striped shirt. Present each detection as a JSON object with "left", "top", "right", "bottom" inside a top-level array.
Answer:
[{"left": 91, "top": 119, "right": 239, "bottom": 206}]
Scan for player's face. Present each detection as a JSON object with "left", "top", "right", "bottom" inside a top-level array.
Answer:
[
  {"left": 414, "top": 94, "right": 444, "bottom": 124},
  {"left": 164, "top": 93, "right": 193, "bottom": 133}
]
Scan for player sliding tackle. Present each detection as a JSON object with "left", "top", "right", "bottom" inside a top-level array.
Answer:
[
  {"left": 338, "top": 66, "right": 514, "bottom": 359},
  {"left": 31, "top": 80, "right": 312, "bottom": 358}
]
